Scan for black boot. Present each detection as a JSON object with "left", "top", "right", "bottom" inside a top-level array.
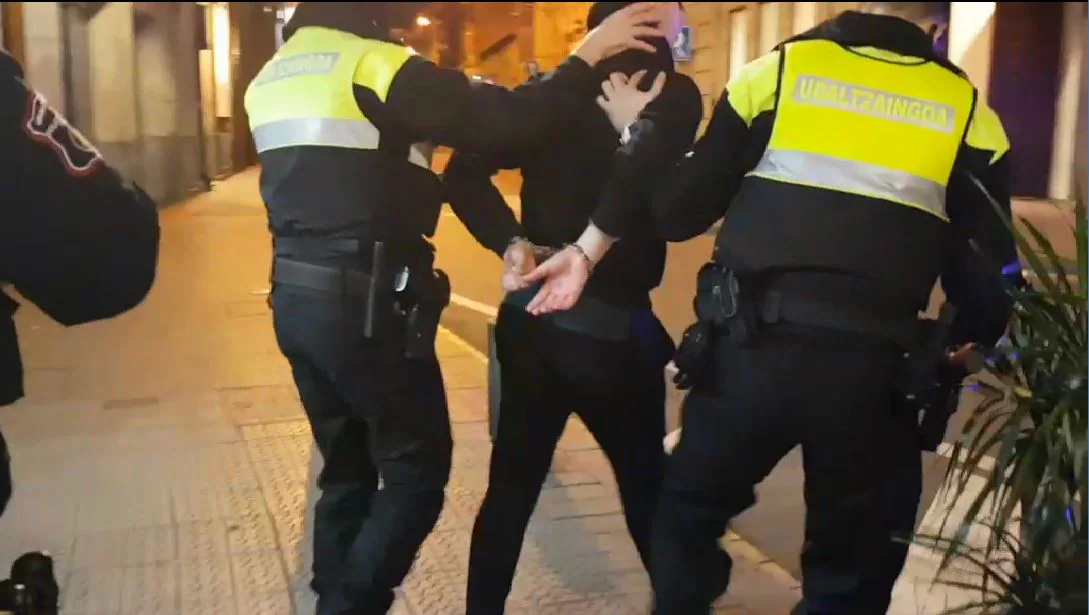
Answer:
[
  {"left": 10, "top": 552, "right": 58, "bottom": 615},
  {"left": 0, "top": 579, "right": 15, "bottom": 611},
  {"left": 0, "top": 580, "right": 36, "bottom": 615}
]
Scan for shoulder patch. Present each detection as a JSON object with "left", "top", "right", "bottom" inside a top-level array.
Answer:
[{"left": 23, "top": 88, "right": 104, "bottom": 177}]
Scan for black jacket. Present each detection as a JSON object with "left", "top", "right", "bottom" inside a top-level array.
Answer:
[
  {"left": 271, "top": 3, "right": 602, "bottom": 247},
  {"left": 606, "top": 12, "right": 1018, "bottom": 345},
  {"left": 442, "top": 40, "right": 702, "bottom": 309},
  {"left": 0, "top": 52, "right": 160, "bottom": 405}
]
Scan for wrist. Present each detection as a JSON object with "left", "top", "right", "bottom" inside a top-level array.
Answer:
[
  {"left": 564, "top": 243, "right": 595, "bottom": 275},
  {"left": 572, "top": 44, "right": 602, "bottom": 67},
  {"left": 495, "top": 235, "right": 523, "bottom": 258},
  {"left": 575, "top": 222, "right": 616, "bottom": 265}
]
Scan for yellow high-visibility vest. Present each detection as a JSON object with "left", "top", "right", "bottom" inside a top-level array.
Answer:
[
  {"left": 244, "top": 26, "right": 432, "bottom": 169},
  {"left": 748, "top": 40, "right": 975, "bottom": 222}
]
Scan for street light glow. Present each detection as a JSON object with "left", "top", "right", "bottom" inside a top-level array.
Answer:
[{"left": 416, "top": 15, "right": 432, "bottom": 27}]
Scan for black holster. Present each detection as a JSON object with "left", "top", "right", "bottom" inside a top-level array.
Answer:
[
  {"left": 363, "top": 241, "right": 400, "bottom": 339},
  {"left": 271, "top": 238, "right": 441, "bottom": 350},
  {"left": 916, "top": 373, "right": 964, "bottom": 452},
  {"left": 402, "top": 269, "right": 451, "bottom": 359},
  {"left": 892, "top": 304, "right": 961, "bottom": 452},
  {"left": 672, "top": 320, "right": 716, "bottom": 391},
  {"left": 694, "top": 263, "right": 764, "bottom": 346},
  {"left": 672, "top": 263, "right": 748, "bottom": 391}
]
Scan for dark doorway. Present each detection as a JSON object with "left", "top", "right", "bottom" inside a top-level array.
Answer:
[{"left": 988, "top": 2, "right": 1065, "bottom": 198}]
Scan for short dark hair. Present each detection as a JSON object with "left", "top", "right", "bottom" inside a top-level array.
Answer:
[{"left": 862, "top": 2, "right": 949, "bottom": 21}]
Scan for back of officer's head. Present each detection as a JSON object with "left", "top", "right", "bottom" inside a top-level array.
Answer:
[
  {"left": 862, "top": 2, "right": 949, "bottom": 26},
  {"left": 283, "top": 2, "right": 397, "bottom": 43},
  {"left": 861, "top": 2, "right": 949, "bottom": 33},
  {"left": 586, "top": 2, "right": 682, "bottom": 87}
]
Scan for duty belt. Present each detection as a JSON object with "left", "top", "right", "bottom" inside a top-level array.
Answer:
[
  {"left": 272, "top": 258, "right": 373, "bottom": 296},
  {"left": 271, "top": 254, "right": 452, "bottom": 358},
  {"left": 696, "top": 265, "right": 921, "bottom": 348},
  {"left": 503, "top": 284, "right": 632, "bottom": 341},
  {"left": 275, "top": 237, "right": 364, "bottom": 258}
]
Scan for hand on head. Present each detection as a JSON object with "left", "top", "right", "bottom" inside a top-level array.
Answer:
[
  {"left": 597, "top": 69, "right": 667, "bottom": 133},
  {"left": 572, "top": 3, "right": 674, "bottom": 66}
]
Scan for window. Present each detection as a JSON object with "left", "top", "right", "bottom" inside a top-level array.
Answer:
[
  {"left": 792, "top": 1, "right": 819, "bottom": 35},
  {"left": 759, "top": 3, "right": 781, "bottom": 53},
  {"left": 729, "top": 8, "right": 750, "bottom": 82}
]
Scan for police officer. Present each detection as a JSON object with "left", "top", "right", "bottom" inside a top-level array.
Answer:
[
  {"left": 442, "top": 4, "right": 736, "bottom": 611},
  {"left": 242, "top": 3, "right": 669, "bottom": 614},
  {"left": 0, "top": 49, "right": 160, "bottom": 613},
  {"left": 524, "top": 2, "right": 1019, "bottom": 613}
]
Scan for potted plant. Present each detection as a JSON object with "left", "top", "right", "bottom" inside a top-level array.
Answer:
[{"left": 920, "top": 192, "right": 1087, "bottom": 614}]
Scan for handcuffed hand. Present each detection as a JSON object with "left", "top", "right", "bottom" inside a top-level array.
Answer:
[
  {"left": 522, "top": 245, "right": 593, "bottom": 314},
  {"left": 597, "top": 69, "right": 667, "bottom": 133},
  {"left": 501, "top": 238, "right": 554, "bottom": 292},
  {"left": 572, "top": 2, "right": 667, "bottom": 66}
]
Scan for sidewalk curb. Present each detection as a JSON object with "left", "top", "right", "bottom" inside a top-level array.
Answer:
[{"left": 436, "top": 325, "right": 801, "bottom": 589}]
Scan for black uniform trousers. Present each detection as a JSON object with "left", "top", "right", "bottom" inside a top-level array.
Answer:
[
  {"left": 793, "top": 421, "right": 924, "bottom": 614},
  {"left": 860, "top": 435, "right": 924, "bottom": 610},
  {"left": 651, "top": 328, "right": 915, "bottom": 615},
  {"left": 466, "top": 304, "right": 668, "bottom": 614},
  {"left": 271, "top": 287, "right": 453, "bottom": 615}
]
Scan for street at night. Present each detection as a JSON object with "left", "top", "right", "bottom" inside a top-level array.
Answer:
[{"left": 0, "top": 1, "right": 1083, "bottom": 614}]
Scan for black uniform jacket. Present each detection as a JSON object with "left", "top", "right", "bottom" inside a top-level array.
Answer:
[
  {"left": 271, "top": 3, "right": 604, "bottom": 247},
  {"left": 603, "top": 12, "right": 1020, "bottom": 346},
  {"left": 0, "top": 52, "right": 160, "bottom": 405}
]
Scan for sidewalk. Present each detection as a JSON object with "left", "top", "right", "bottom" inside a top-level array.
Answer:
[{"left": 0, "top": 170, "right": 801, "bottom": 615}]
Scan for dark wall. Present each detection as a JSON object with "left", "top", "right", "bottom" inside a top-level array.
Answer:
[{"left": 988, "top": 2, "right": 1065, "bottom": 198}]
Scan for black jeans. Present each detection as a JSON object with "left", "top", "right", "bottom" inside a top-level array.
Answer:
[
  {"left": 465, "top": 304, "right": 669, "bottom": 614},
  {"left": 272, "top": 288, "right": 453, "bottom": 615},
  {"left": 651, "top": 330, "right": 913, "bottom": 615}
]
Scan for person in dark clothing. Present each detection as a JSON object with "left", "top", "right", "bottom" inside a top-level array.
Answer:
[
  {"left": 441, "top": 4, "right": 727, "bottom": 612},
  {"left": 243, "top": 3, "right": 670, "bottom": 614},
  {"left": 0, "top": 49, "right": 160, "bottom": 614},
  {"left": 525, "top": 3, "right": 1020, "bottom": 613}
]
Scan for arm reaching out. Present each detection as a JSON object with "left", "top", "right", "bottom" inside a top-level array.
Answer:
[{"left": 386, "top": 3, "right": 668, "bottom": 154}]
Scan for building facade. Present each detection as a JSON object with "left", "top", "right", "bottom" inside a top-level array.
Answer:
[{"left": 1, "top": 1, "right": 277, "bottom": 206}]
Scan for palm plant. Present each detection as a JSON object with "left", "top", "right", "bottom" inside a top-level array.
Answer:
[{"left": 926, "top": 187, "right": 1087, "bottom": 614}]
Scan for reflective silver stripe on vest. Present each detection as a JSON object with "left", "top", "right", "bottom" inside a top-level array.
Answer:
[
  {"left": 252, "top": 117, "right": 431, "bottom": 169},
  {"left": 749, "top": 149, "right": 948, "bottom": 220}
]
